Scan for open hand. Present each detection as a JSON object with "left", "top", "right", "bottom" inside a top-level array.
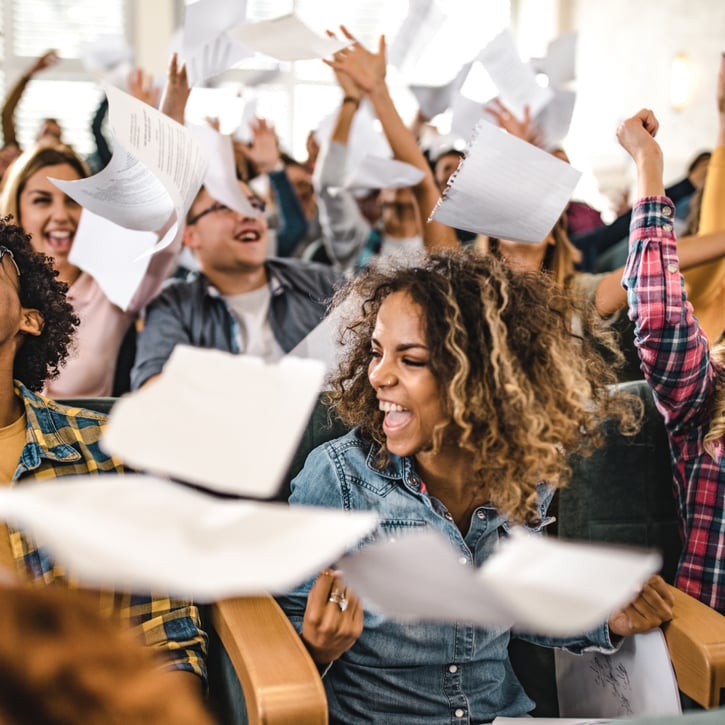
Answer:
[
  {"left": 485, "top": 98, "right": 540, "bottom": 145},
  {"left": 325, "top": 26, "right": 386, "bottom": 95},
  {"left": 159, "top": 53, "right": 190, "bottom": 125},
  {"left": 128, "top": 67, "right": 161, "bottom": 108}
]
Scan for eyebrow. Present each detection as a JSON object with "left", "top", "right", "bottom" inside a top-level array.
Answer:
[{"left": 371, "top": 337, "right": 429, "bottom": 352}]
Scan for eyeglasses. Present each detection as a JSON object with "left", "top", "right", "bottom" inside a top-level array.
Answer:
[
  {"left": 187, "top": 197, "right": 267, "bottom": 225},
  {"left": 0, "top": 246, "right": 20, "bottom": 277}
]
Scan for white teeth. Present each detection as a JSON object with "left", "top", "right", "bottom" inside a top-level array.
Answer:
[
  {"left": 237, "top": 231, "right": 259, "bottom": 241},
  {"left": 379, "top": 401, "right": 406, "bottom": 413},
  {"left": 47, "top": 231, "right": 71, "bottom": 240}
]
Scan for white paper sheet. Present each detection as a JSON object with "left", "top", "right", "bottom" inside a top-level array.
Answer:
[
  {"left": 477, "top": 29, "right": 554, "bottom": 119},
  {"left": 533, "top": 88, "right": 577, "bottom": 150},
  {"left": 556, "top": 629, "right": 681, "bottom": 719},
  {"left": 228, "top": 13, "right": 349, "bottom": 62},
  {"left": 450, "top": 92, "right": 487, "bottom": 140},
  {"left": 184, "top": 33, "right": 252, "bottom": 87},
  {"left": 430, "top": 119, "right": 581, "bottom": 243},
  {"left": 388, "top": 0, "right": 447, "bottom": 77},
  {"left": 410, "top": 63, "right": 472, "bottom": 120},
  {"left": 544, "top": 31, "right": 578, "bottom": 88},
  {"left": 341, "top": 156, "right": 425, "bottom": 192},
  {"left": 0, "top": 475, "right": 377, "bottom": 601},
  {"left": 188, "top": 123, "right": 260, "bottom": 218},
  {"left": 68, "top": 210, "right": 157, "bottom": 311},
  {"left": 51, "top": 85, "right": 207, "bottom": 256},
  {"left": 339, "top": 528, "right": 661, "bottom": 637},
  {"left": 101, "top": 346, "right": 326, "bottom": 498}
]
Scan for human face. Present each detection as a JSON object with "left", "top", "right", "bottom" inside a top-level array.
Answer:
[
  {"left": 18, "top": 163, "right": 82, "bottom": 275},
  {"left": 285, "top": 164, "right": 316, "bottom": 220},
  {"left": 378, "top": 187, "right": 419, "bottom": 238},
  {"left": 434, "top": 153, "right": 462, "bottom": 192},
  {"left": 184, "top": 182, "right": 269, "bottom": 275},
  {"left": 368, "top": 291, "right": 446, "bottom": 459}
]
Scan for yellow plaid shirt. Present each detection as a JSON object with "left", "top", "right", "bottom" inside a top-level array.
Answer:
[{"left": 9, "top": 382, "right": 207, "bottom": 683}]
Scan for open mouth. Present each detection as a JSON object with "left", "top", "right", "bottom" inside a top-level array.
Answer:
[
  {"left": 380, "top": 401, "right": 412, "bottom": 431},
  {"left": 45, "top": 230, "right": 74, "bottom": 254},
  {"left": 234, "top": 229, "right": 261, "bottom": 243}
]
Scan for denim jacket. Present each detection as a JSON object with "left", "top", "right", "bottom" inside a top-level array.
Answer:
[{"left": 277, "top": 429, "right": 617, "bottom": 724}]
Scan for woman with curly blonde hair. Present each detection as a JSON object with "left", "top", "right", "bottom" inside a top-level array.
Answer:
[{"left": 277, "top": 248, "right": 673, "bottom": 724}]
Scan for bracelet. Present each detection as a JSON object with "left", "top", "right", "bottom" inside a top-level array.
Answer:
[{"left": 342, "top": 96, "right": 360, "bottom": 108}]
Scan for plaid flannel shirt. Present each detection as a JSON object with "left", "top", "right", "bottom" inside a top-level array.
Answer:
[
  {"left": 623, "top": 197, "right": 725, "bottom": 614},
  {"left": 9, "top": 382, "right": 208, "bottom": 682}
]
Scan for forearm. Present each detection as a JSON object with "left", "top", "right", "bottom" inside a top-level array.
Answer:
[
  {"left": 1, "top": 74, "right": 30, "bottom": 148},
  {"left": 269, "top": 168, "right": 308, "bottom": 257}
]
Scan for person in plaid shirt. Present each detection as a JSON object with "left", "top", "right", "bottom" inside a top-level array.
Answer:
[
  {"left": 0, "top": 219, "right": 207, "bottom": 695},
  {"left": 620, "top": 107, "right": 725, "bottom": 614}
]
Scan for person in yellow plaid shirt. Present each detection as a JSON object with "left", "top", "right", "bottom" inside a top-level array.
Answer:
[{"left": 0, "top": 218, "right": 207, "bottom": 699}]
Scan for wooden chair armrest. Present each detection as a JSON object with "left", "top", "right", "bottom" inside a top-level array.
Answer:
[
  {"left": 211, "top": 595, "right": 327, "bottom": 725},
  {"left": 663, "top": 584, "right": 725, "bottom": 709}
]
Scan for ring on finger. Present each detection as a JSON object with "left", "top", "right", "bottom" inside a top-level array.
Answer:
[{"left": 328, "top": 589, "right": 349, "bottom": 612}]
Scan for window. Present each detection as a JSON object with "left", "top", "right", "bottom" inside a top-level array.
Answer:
[{"left": 1, "top": 0, "right": 131, "bottom": 155}]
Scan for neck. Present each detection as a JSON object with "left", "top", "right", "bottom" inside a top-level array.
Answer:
[
  {"left": 204, "top": 265, "right": 268, "bottom": 296},
  {"left": 0, "top": 375, "right": 23, "bottom": 428},
  {"left": 415, "top": 446, "right": 478, "bottom": 502},
  {"left": 56, "top": 261, "right": 82, "bottom": 288}
]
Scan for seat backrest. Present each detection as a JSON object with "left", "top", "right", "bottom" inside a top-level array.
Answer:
[{"left": 557, "top": 378, "right": 681, "bottom": 582}]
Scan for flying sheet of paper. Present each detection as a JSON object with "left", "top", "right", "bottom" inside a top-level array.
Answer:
[
  {"left": 102, "top": 346, "right": 326, "bottom": 498},
  {"left": 544, "top": 31, "right": 578, "bottom": 87},
  {"left": 81, "top": 34, "right": 133, "bottom": 74},
  {"left": 68, "top": 210, "right": 157, "bottom": 311},
  {"left": 339, "top": 528, "right": 661, "bottom": 637},
  {"left": 188, "top": 123, "right": 260, "bottom": 218},
  {"left": 341, "top": 156, "right": 425, "bottom": 192},
  {"left": 388, "top": 0, "right": 447, "bottom": 78},
  {"left": 410, "top": 62, "right": 472, "bottom": 120},
  {"left": 0, "top": 475, "right": 377, "bottom": 601},
  {"left": 477, "top": 29, "right": 554, "bottom": 119},
  {"left": 556, "top": 629, "right": 681, "bottom": 718},
  {"left": 181, "top": 0, "right": 251, "bottom": 86},
  {"left": 228, "top": 13, "right": 349, "bottom": 62},
  {"left": 51, "top": 86, "right": 207, "bottom": 253},
  {"left": 450, "top": 92, "right": 487, "bottom": 140},
  {"left": 533, "top": 88, "right": 577, "bottom": 150},
  {"left": 430, "top": 120, "right": 581, "bottom": 243}
]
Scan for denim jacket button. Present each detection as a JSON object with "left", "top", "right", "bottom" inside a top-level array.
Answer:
[
  {"left": 444, "top": 512, "right": 453, "bottom": 521},
  {"left": 448, "top": 664, "right": 458, "bottom": 673},
  {"left": 458, "top": 556, "right": 468, "bottom": 565},
  {"left": 476, "top": 510, "right": 485, "bottom": 519},
  {"left": 455, "top": 708, "right": 465, "bottom": 718}
]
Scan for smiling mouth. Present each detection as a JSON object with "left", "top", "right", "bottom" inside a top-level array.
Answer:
[
  {"left": 234, "top": 230, "right": 261, "bottom": 243},
  {"left": 380, "top": 401, "right": 412, "bottom": 431},
  {"left": 45, "top": 230, "right": 74, "bottom": 254}
]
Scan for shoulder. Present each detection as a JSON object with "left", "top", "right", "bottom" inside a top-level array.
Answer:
[
  {"left": 146, "top": 274, "right": 210, "bottom": 310},
  {"left": 267, "top": 258, "right": 342, "bottom": 292}
]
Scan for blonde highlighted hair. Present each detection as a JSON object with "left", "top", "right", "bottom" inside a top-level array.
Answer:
[{"left": 327, "top": 249, "right": 641, "bottom": 524}]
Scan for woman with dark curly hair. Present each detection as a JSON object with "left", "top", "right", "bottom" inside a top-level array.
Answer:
[
  {"left": 0, "top": 217, "right": 78, "bottom": 392},
  {"left": 277, "top": 249, "right": 674, "bottom": 723}
]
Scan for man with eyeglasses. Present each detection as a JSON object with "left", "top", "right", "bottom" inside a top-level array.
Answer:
[
  {"left": 131, "top": 179, "right": 342, "bottom": 389},
  {"left": 0, "top": 222, "right": 207, "bottom": 697}
]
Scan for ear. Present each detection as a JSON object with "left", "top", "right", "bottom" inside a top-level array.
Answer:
[
  {"left": 19, "top": 308, "right": 44, "bottom": 337},
  {"left": 183, "top": 223, "right": 201, "bottom": 251}
]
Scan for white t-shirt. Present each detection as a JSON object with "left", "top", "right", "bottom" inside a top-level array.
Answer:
[{"left": 224, "top": 285, "right": 285, "bottom": 362}]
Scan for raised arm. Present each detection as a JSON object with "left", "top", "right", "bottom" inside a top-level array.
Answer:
[
  {"left": 326, "top": 28, "right": 458, "bottom": 251},
  {"left": 2, "top": 50, "right": 59, "bottom": 148}
]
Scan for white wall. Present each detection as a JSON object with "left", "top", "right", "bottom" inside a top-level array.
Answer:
[{"left": 561, "top": 0, "right": 723, "bottom": 206}]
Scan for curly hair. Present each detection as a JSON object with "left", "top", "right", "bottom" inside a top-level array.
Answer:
[
  {"left": 327, "top": 249, "right": 641, "bottom": 524},
  {"left": 2, "top": 217, "right": 78, "bottom": 390}
]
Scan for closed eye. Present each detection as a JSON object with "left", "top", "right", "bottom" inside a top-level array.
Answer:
[{"left": 403, "top": 358, "right": 427, "bottom": 367}]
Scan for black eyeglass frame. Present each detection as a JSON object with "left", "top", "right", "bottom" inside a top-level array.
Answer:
[{"left": 187, "top": 197, "right": 267, "bottom": 225}]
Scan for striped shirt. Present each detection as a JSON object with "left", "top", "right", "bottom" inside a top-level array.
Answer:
[
  {"left": 9, "top": 382, "right": 208, "bottom": 681},
  {"left": 623, "top": 197, "right": 725, "bottom": 613}
]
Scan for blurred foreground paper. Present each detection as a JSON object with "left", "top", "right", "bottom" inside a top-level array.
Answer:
[
  {"left": 430, "top": 120, "right": 581, "bottom": 243},
  {"left": 556, "top": 629, "right": 681, "bottom": 718},
  {"left": 339, "top": 529, "right": 661, "bottom": 637},
  {"left": 342, "top": 156, "right": 425, "bottom": 192},
  {"left": 229, "top": 13, "right": 348, "bottom": 61},
  {"left": 102, "top": 346, "right": 326, "bottom": 498},
  {"left": 0, "top": 475, "right": 377, "bottom": 601}
]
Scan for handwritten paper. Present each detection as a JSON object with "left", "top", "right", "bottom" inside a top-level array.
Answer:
[
  {"left": 430, "top": 119, "right": 581, "bottom": 243},
  {"left": 339, "top": 528, "right": 661, "bottom": 637},
  {"left": 181, "top": 0, "right": 251, "bottom": 86},
  {"left": 477, "top": 29, "right": 553, "bottom": 119},
  {"left": 555, "top": 629, "right": 681, "bottom": 718},
  {"left": 102, "top": 346, "right": 326, "bottom": 498},
  {"left": 68, "top": 210, "right": 158, "bottom": 311},
  {"left": 51, "top": 85, "right": 207, "bottom": 253},
  {"left": 228, "top": 13, "right": 349, "bottom": 62},
  {"left": 0, "top": 475, "right": 377, "bottom": 601}
]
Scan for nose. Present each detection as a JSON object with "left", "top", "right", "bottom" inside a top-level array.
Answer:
[
  {"left": 369, "top": 355, "right": 397, "bottom": 389},
  {"left": 50, "top": 196, "right": 76, "bottom": 224}
]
